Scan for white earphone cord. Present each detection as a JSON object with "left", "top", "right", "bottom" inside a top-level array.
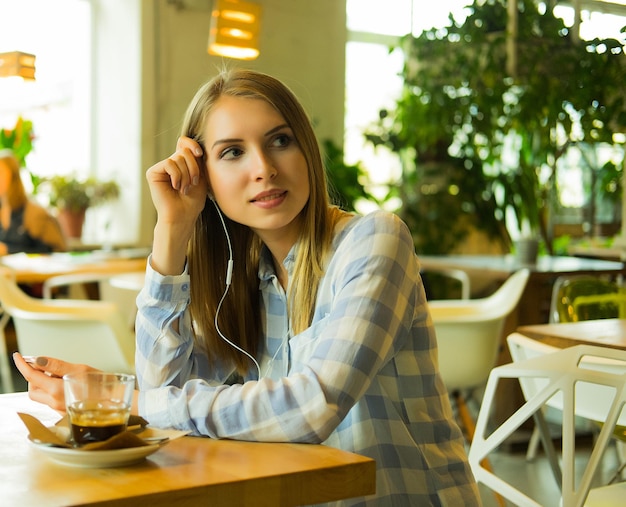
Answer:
[{"left": 212, "top": 199, "right": 262, "bottom": 379}]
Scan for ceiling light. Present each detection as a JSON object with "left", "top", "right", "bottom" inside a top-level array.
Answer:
[
  {"left": 208, "top": 0, "right": 261, "bottom": 60},
  {"left": 0, "top": 51, "right": 36, "bottom": 80}
]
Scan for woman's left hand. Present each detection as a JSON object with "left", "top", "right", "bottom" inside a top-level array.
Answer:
[{"left": 12, "top": 352, "right": 97, "bottom": 412}]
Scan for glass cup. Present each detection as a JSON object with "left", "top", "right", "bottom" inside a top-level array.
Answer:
[{"left": 63, "top": 372, "right": 135, "bottom": 446}]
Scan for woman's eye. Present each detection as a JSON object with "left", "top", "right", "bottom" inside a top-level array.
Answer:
[
  {"left": 221, "top": 147, "right": 244, "bottom": 160},
  {"left": 272, "top": 134, "right": 291, "bottom": 148}
]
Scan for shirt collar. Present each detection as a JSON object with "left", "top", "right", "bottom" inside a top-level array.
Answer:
[{"left": 258, "top": 243, "right": 297, "bottom": 283}]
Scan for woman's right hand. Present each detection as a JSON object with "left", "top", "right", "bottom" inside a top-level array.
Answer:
[
  {"left": 146, "top": 136, "right": 209, "bottom": 275},
  {"left": 13, "top": 352, "right": 97, "bottom": 413},
  {"left": 146, "top": 136, "right": 208, "bottom": 226}
]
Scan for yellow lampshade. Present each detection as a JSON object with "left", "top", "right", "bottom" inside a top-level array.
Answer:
[
  {"left": 208, "top": 0, "right": 261, "bottom": 60},
  {"left": 0, "top": 51, "right": 36, "bottom": 80}
]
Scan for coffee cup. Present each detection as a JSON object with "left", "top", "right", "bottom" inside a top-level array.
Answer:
[{"left": 63, "top": 372, "right": 135, "bottom": 446}]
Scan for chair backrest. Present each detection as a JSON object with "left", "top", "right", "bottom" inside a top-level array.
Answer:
[
  {"left": 0, "top": 306, "right": 13, "bottom": 393},
  {"left": 428, "top": 268, "right": 530, "bottom": 391},
  {"left": 469, "top": 343, "right": 626, "bottom": 507},
  {"left": 549, "top": 274, "right": 626, "bottom": 323},
  {"left": 42, "top": 271, "right": 141, "bottom": 329},
  {"left": 0, "top": 270, "right": 135, "bottom": 374},
  {"left": 507, "top": 332, "right": 626, "bottom": 426}
]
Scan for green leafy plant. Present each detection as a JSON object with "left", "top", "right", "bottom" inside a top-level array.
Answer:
[
  {"left": 322, "top": 139, "right": 376, "bottom": 212},
  {"left": 365, "top": 0, "right": 626, "bottom": 254},
  {"left": 41, "top": 175, "right": 120, "bottom": 213},
  {"left": 0, "top": 117, "right": 34, "bottom": 167}
]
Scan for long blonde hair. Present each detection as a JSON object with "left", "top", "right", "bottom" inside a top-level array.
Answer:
[{"left": 182, "top": 68, "right": 345, "bottom": 375}]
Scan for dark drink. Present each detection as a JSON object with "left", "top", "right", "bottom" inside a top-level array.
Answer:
[{"left": 67, "top": 401, "right": 129, "bottom": 445}]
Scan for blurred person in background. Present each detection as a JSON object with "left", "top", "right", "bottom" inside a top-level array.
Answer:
[{"left": 0, "top": 149, "right": 66, "bottom": 255}]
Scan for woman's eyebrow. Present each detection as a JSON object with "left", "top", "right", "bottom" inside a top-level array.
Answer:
[
  {"left": 211, "top": 137, "right": 242, "bottom": 150},
  {"left": 264, "top": 124, "right": 290, "bottom": 136},
  {"left": 211, "top": 124, "right": 291, "bottom": 150}
]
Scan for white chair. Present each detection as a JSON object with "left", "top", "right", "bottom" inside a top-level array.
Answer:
[
  {"left": 427, "top": 269, "right": 530, "bottom": 438},
  {"left": 0, "top": 269, "right": 135, "bottom": 374},
  {"left": 508, "top": 331, "right": 565, "bottom": 464},
  {"left": 508, "top": 332, "right": 626, "bottom": 485},
  {"left": 585, "top": 481, "right": 626, "bottom": 506},
  {"left": 469, "top": 342, "right": 626, "bottom": 507},
  {"left": 0, "top": 268, "right": 20, "bottom": 392},
  {"left": 0, "top": 305, "right": 14, "bottom": 393},
  {"left": 524, "top": 273, "right": 626, "bottom": 461},
  {"left": 42, "top": 271, "right": 142, "bottom": 329}
]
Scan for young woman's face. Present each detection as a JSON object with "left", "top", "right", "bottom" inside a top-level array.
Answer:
[{"left": 203, "top": 95, "right": 310, "bottom": 244}]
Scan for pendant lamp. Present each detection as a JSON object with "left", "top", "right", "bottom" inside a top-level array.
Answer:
[
  {"left": 0, "top": 51, "right": 36, "bottom": 80},
  {"left": 208, "top": 0, "right": 261, "bottom": 60}
]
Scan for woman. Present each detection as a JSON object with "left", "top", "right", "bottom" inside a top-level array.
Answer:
[
  {"left": 0, "top": 149, "right": 67, "bottom": 255},
  {"left": 15, "top": 69, "right": 480, "bottom": 506}
]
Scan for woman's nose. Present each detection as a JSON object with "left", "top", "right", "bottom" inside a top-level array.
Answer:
[{"left": 251, "top": 150, "right": 277, "bottom": 180}]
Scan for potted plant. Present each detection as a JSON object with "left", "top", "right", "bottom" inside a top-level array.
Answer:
[
  {"left": 365, "top": 0, "right": 626, "bottom": 256},
  {"left": 0, "top": 117, "right": 34, "bottom": 167},
  {"left": 40, "top": 175, "right": 120, "bottom": 239}
]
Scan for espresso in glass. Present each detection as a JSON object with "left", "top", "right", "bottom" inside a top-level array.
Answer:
[
  {"left": 63, "top": 372, "right": 135, "bottom": 446},
  {"left": 67, "top": 400, "right": 130, "bottom": 445}
]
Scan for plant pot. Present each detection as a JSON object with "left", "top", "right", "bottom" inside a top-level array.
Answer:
[
  {"left": 57, "top": 208, "right": 86, "bottom": 240},
  {"left": 515, "top": 238, "right": 539, "bottom": 265}
]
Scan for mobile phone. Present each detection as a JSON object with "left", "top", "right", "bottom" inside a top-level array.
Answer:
[
  {"left": 21, "top": 355, "right": 55, "bottom": 376},
  {"left": 22, "top": 355, "right": 37, "bottom": 366}
]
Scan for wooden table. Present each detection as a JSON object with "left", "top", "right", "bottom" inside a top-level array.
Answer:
[
  {"left": 419, "top": 254, "right": 626, "bottom": 278},
  {"left": 0, "top": 250, "right": 149, "bottom": 285},
  {"left": 517, "top": 318, "right": 626, "bottom": 351},
  {"left": 0, "top": 392, "right": 376, "bottom": 507},
  {"left": 419, "top": 254, "right": 626, "bottom": 325}
]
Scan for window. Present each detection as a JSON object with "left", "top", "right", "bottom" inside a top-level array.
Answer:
[
  {"left": 0, "top": 0, "right": 91, "bottom": 188},
  {"left": 344, "top": 0, "right": 471, "bottom": 211},
  {"left": 0, "top": 0, "right": 143, "bottom": 246}
]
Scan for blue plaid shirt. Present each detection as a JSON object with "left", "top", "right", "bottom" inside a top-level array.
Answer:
[{"left": 135, "top": 210, "right": 480, "bottom": 506}]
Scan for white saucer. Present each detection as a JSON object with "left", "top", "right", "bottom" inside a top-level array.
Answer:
[
  {"left": 28, "top": 426, "right": 169, "bottom": 468},
  {"left": 30, "top": 440, "right": 165, "bottom": 468}
]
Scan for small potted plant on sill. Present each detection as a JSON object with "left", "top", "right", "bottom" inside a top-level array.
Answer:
[{"left": 40, "top": 175, "right": 120, "bottom": 239}]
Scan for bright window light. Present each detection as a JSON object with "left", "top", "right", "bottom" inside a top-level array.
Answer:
[{"left": 0, "top": 0, "right": 90, "bottom": 187}]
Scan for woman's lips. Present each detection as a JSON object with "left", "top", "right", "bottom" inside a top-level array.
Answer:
[{"left": 251, "top": 190, "right": 287, "bottom": 208}]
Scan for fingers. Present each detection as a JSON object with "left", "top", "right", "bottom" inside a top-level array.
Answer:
[
  {"left": 13, "top": 352, "right": 45, "bottom": 379},
  {"left": 13, "top": 353, "right": 67, "bottom": 412},
  {"left": 15, "top": 353, "right": 91, "bottom": 379},
  {"left": 13, "top": 353, "right": 99, "bottom": 412},
  {"left": 165, "top": 154, "right": 201, "bottom": 194},
  {"left": 28, "top": 379, "right": 67, "bottom": 412},
  {"left": 149, "top": 136, "right": 205, "bottom": 194},
  {"left": 176, "top": 135, "right": 204, "bottom": 157}
]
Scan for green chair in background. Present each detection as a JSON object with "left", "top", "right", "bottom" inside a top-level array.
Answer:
[{"left": 549, "top": 275, "right": 626, "bottom": 323}]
